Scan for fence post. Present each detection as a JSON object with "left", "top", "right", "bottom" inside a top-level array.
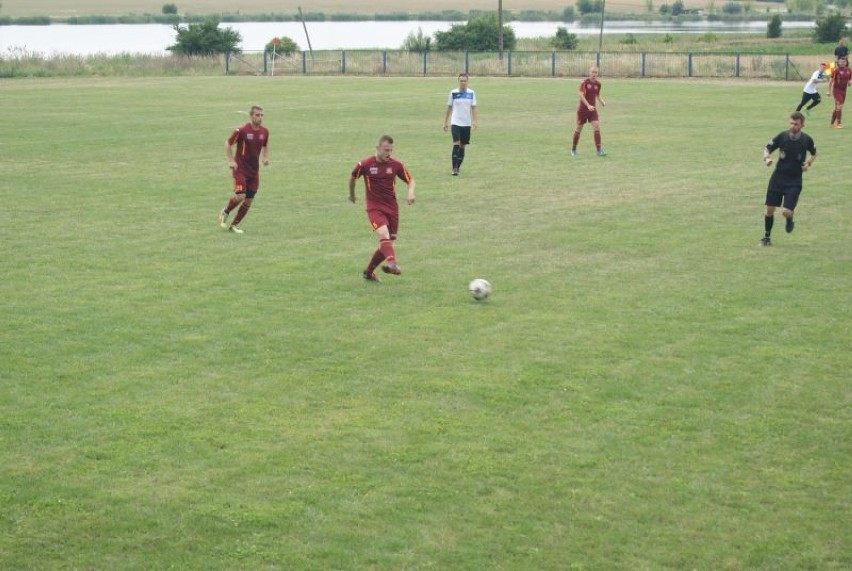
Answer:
[
  {"left": 342, "top": 50, "right": 346, "bottom": 74},
  {"left": 552, "top": 51, "right": 556, "bottom": 77},
  {"left": 423, "top": 50, "right": 427, "bottom": 76},
  {"left": 688, "top": 52, "right": 693, "bottom": 77},
  {"left": 383, "top": 50, "right": 387, "bottom": 75},
  {"left": 508, "top": 51, "right": 512, "bottom": 76},
  {"left": 596, "top": 52, "right": 600, "bottom": 68},
  {"left": 225, "top": 52, "right": 230, "bottom": 74},
  {"left": 641, "top": 51, "right": 646, "bottom": 78},
  {"left": 465, "top": 51, "right": 469, "bottom": 74},
  {"left": 736, "top": 53, "right": 740, "bottom": 78},
  {"left": 785, "top": 54, "right": 789, "bottom": 81},
  {"left": 301, "top": 51, "right": 306, "bottom": 74}
]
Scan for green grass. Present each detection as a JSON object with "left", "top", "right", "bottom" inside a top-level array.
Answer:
[{"left": 1, "top": 76, "right": 850, "bottom": 570}]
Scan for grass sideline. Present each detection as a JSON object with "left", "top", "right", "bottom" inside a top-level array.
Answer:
[{"left": 1, "top": 76, "right": 850, "bottom": 570}]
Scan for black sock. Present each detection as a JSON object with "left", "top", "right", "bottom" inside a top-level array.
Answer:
[
  {"left": 451, "top": 145, "right": 460, "bottom": 169},
  {"left": 764, "top": 215, "right": 774, "bottom": 236},
  {"left": 458, "top": 146, "right": 466, "bottom": 167}
]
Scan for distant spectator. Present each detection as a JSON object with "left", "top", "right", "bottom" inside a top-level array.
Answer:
[{"left": 834, "top": 38, "right": 848, "bottom": 63}]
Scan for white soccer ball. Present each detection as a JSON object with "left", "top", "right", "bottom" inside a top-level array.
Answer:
[{"left": 468, "top": 278, "right": 492, "bottom": 301}]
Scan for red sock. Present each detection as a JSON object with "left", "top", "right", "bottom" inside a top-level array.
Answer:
[
  {"left": 366, "top": 248, "right": 385, "bottom": 274},
  {"left": 571, "top": 131, "right": 580, "bottom": 150},
  {"left": 594, "top": 131, "right": 602, "bottom": 151},
  {"left": 838, "top": 110, "right": 843, "bottom": 123},
  {"left": 231, "top": 202, "right": 251, "bottom": 225},
  {"left": 224, "top": 196, "right": 241, "bottom": 214},
  {"left": 379, "top": 238, "right": 396, "bottom": 265}
]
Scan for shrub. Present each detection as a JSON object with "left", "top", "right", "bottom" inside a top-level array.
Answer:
[
  {"left": 264, "top": 36, "right": 299, "bottom": 55},
  {"left": 167, "top": 18, "right": 241, "bottom": 55},
  {"left": 401, "top": 28, "right": 432, "bottom": 52},
  {"left": 562, "top": 7, "right": 576, "bottom": 22},
  {"left": 767, "top": 14, "right": 782, "bottom": 38},
  {"left": 433, "top": 14, "right": 516, "bottom": 51},
  {"left": 814, "top": 14, "right": 847, "bottom": 43},
  {"left": 552, "top": 27, "right": 579, "bottom": 50},
  {"left": 162, "top": 3, "right": 178, "bottom": 15}
]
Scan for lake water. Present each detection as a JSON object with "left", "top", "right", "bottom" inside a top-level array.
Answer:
[{"left": 0, "top": 20, "right": 815, "bottom": 56}]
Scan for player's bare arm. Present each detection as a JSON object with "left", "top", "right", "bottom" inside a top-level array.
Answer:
[
  {"left": 348, "top": 176, "right": 357, "bottom": 203},
  {"left": 406, "top": 179, "right": 416, "bottom": 205},
  {"left": 225, "top": 138, "right": 237, "bottom": 169},
  {"left": 471, "top": 107, "right": 478, "bottom": 129},
  {"left": 261, "top": 146, "right": 270, "bottom": 166},
  {"left": 802, "top": 154, "right": 816, "bottom": 172},
  {"left": 443, "top": 106, "right": 452, "bottom": 131}
]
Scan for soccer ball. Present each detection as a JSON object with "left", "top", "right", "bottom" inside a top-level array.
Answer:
[{"left": 468, "top": 278, "right": 492, "bottom": 301}]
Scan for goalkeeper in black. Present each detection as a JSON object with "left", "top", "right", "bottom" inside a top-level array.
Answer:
[{"left": 760, "top": 111, "right": 816, "bottom": 247}]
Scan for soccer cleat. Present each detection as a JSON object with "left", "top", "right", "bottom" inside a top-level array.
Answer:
[
  {"left": 804, "top": 108, "right": 811, "bottom": 117},
  {"left": 452, "top": 168, "right": 459, "bottom": 176},
  {"left": 362, "top": 270, "right": 381, "bottom": 283},
  {"left": 218, "top": 210, "right": 229, "bottom": 228},
  {"left": 381, "top": 263, "right": 402, "bottom": 276},
  {"left": 597, "top": 149, "right": 607, "bottom": 157},
  {"left": 759, "top": 236, "right": 772, "bottom": 247},
  {"left": 836, "top": 123, "right": 844, "bottom": 129},
  {"left": 785, "top": 218, "right": 795, "bottom": 234},
  {"left": 228, "top": 225, "right": 244, "bottom": 234},
  {"left": 570, "top": 150, "right": 577, "bottom": 157}
]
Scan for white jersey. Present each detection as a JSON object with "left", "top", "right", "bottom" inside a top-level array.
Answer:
[
  {"left": 803, "top": 70, "right": 824, "bottom": 94},
  {"left": 447, "top": 88, "right": 477, "bottom": 126}
]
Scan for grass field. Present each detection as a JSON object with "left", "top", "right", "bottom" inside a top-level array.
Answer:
[{"left": 2, "top": 76, "right": 850, "bottom": 570}]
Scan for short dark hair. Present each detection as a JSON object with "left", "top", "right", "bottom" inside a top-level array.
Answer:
[
  {"left": 378, "top": 134, "right": 394, "bottom": 146},
  {"left": 458, "top": 73, "right": 469, "bottom": 80},
  {"left": 790, "top": 111, "right": 805, "bottom": 123}
]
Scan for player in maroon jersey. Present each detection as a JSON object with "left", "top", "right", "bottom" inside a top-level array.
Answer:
[
  {"left": 571, "top": 66, "right": 607, "bottom": 157},
  {"left": 348, "top": 135, "right": 416, "bottom": 282},
  {"left": 218, "top": 105, "right": 270, "bottom": 233},
  {"left": 828, "top": 57, "right": 852, "bottom": 128}
]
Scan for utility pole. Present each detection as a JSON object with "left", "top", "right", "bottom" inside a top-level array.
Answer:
[{"left": 498, "top": 0, "right": 504, "bottom": 61}]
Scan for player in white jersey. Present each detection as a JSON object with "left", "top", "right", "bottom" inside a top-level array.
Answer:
[
  {"left": 795, "top": 63, "right": 828, "bottom": 117},
  {"left": 443, "top": 73, "right": 478, "bottom": 176}
]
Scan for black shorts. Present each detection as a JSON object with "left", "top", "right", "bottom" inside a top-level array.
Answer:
[
  {"left": 765, "top": 179, "right": 802, "bottom": 210},
  {"left": 451, "top": 124, "right": 472, "bottom": 145}
]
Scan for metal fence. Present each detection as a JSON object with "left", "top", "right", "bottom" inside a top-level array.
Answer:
[{"left": 225, "top": 50, "right": 826, "bottom": 81}]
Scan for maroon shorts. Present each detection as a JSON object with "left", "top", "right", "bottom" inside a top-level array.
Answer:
[
  {"left": 232, "top": 170, "right": 259, "bottom": 196},
  {"left": 367, "top": 207, "right": 399, "bottom": 239},
  {"left": 833, "top": 89, "right": 847, "bottom": 106},
  {"left": 576, "top": 106, "right": 600, "bottom": 124}
]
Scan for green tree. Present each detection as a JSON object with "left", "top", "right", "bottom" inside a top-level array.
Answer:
[
  {"left": 672, "top": 0, "right": 686, "bottom": 14},
  {"left": 167, "top": 18, "right": 241, "bottom": 55},
  {"left": 576, "top": 0, "right": 603, "bottom": 14},
  {"left": 562, "top": 6, "right": 576, "bottom": 21},
  {"left": 814, "top": 13, "right": 847, "bottom": 42},
  {"left": 767, "top": 14, "right": 783, "bottom": 38},
  {"left": 552, "top": 27, "right": 579, "bottom": 50},
  {"left": 264, "top": 36, "right": 299, "bottom": 55},
  {"left": 401, "top": 27, "right": 432, "bottom": 51},
  {"left": 162, "top": 3, "right": 178, "bottom": 14},
  {"left": 433, "top": 14, "right": 516, "bottom": 51}
]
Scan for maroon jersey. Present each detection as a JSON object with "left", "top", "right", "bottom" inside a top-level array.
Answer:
[
  {"left": 228, "top": 123, "right": 269, "bottom": 177},
  {"left": 833, "top": 66, "right": 852, "bottom": 92},
  {"left": 350, "top": 156, "right": 412, "bottom": 211},
  {"left": 578, "top": 78, "right": 602, "bottom": 110}
]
